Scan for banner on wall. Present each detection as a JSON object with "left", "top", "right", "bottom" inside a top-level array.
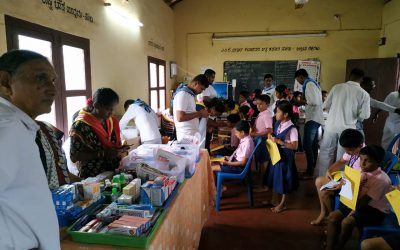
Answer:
[{"left": 297, "top": 60, "right": 321, "bottom": 83}]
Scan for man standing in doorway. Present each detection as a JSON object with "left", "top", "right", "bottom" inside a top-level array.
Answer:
[
  {"left": 173, "top": 74, "right": 209, "bottom": 143},
  {"left": 318, "top": 68, "right": 370, "bottom": 176},
  {"left": 295, "top": 69, "right": 324, "bottom": 177},
  {"left": 197, "top": 69, "right": 217, "bottom": 103}
]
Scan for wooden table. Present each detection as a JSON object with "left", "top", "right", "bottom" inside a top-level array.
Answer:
[{"left": 61, "top": 150, "right": 215, "bottom": 249}]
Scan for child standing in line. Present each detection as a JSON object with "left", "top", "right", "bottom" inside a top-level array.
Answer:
[
  {"left": 239, "top": 90, "right": 254, "bottom": 118},
  {"left": 224, "top": 114, "right": 241, "bottom": 154},
  {"left": 311, "top": 129, "right": 365, "bottom": 226},
  {"left": 325, "top": 145, "right": 392, "bottom": 250},
  {"left": 269, "top": 84, "right": 290, "bottom": 115},
  {"left": 250, "top": 95, "right": 273, "bottom": 192},
  {"left": 267, "top": 100, "right": 299, "bottom": 213}
]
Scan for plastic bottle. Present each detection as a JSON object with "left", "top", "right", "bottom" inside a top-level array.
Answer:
[
  {"left": 119, "top": 174, "right": 126, "bottom": 189},
  {"left": 112, "top": 175, "right": 121, "bottom": 192},
  {"left": 223, "top": 73, "right": 228, "bottom": 82},
  {"left": 111, "top": 187, "right": 118, "bottom": 202}
]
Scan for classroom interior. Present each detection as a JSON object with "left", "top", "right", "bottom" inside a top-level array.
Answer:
[{"left": 1, "top": 0, "right": 400, "bottom": 249}]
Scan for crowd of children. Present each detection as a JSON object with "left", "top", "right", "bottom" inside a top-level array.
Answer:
[{"left": 207, "top": 69, "right": 400, "bottom": 250}]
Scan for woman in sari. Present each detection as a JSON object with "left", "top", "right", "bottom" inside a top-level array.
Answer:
[{"left": 70, "top": 88, "right": 128, "bottom": 178}]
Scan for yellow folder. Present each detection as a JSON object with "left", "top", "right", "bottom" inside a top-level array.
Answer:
[
  {"left": 211, "top": 145, "right": 224, "bottom": 152},
  {"left": 339, "top": 165, "right": 361, "bottom": 210},
  {"left": 386, "top": 189, "right": 400, "bottom": 225},
  {"left": 266, "top": 139, "right": 281, "bottom": 165},
  {"left": 210, "top": 157, "right": 225, "bottom": 162}
]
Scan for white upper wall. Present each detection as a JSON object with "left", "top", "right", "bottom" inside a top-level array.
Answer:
[{"left": 0, "top": 0, "right": 175, "bottom": 115}]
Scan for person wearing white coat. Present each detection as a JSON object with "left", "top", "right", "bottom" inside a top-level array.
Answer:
[{"left": 381, "top": 89, "right": 400, "bottom": 150}]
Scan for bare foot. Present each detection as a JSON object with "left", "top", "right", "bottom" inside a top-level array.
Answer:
[
  {"left": 262, "top": 200, "right": 279, "bottom": 207},
  {"left": 271, "top": 204, "right": 286, "bottom": 213},
  {"left": 310, "top": 215, "right": 326, "bottom": 226}
]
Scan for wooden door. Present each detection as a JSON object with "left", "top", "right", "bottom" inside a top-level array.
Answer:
[{"left": 346, "top": 58, "right": 399, "bottom": 145}]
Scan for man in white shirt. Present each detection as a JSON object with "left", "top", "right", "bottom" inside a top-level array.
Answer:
[
  {"left": 197, "top": 69, "right": 217, "bottom": 102},
  {"left": 318, "top": 68, "right": 370, "bottom": 176},
  {"left": 120, "top": 99, "right": 162, "bottom": 144},
  {"left": 295, "top": 69, "right": 324, "bottom": 177},
  {"left": 173, "top": 74, "right": 209, "bottom": 142},
  {"left": 0, "top": 50, "right": 60, "bottom": 249},
  {"left": 357, "top": 76, "right": 400, "bottom": 132},
  {"left": 261, "top": 73, "right": 276, "bottom": 96}
]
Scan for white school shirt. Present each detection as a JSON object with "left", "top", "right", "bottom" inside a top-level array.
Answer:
[
  {"left": 382, "top": 92, "right": 400, "bottom": 149},
  {"left": 304, "top": 81, "right": 324, "bottom": 125},
  {"left": 370, "top": 98, "right": 396, "bottom": 113},
  {"left": 0, "top": 97, "right": 60, "bottom": 250},
  {"left": 323, "top": 81, "right": 370, "bottom": 133},
  {"left": 197, "top": 85, "right": 217, "bottom": 102},
  {"left": 173, "top": 91, "right": 199, "bottom": 140},
  {"left": 119, "top": 104, "right": 161, "bottom": 143}
]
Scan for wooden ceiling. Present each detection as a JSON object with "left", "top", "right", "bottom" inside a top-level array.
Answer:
[{"left": 163, "top": 0, "right": 184, "bottom": 8}]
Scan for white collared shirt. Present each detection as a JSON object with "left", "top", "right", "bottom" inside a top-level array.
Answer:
[
  {"left": 304, "top": 80, "right": 324, "bottom": 125},
  {"left": 196, "top": 85, "right": 217, "bottom": 102},
  {"left": 323, "top": 81, "right": 370, "bottom": 133},
  {"left": 0, "top": 97, "right": 60, "bottom": 249},
  {"left": 119, "top": 104, "right": 161, "bottom": 143},
  {"left": 173, "top": 91, "right": 199, "bottom": 140}
]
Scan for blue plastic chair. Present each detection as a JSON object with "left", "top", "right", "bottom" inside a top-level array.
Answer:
[
  {"left": 215, "top": 137, "right": 262, "bottom": 211},
  {"left": 382, "top": 151, "right": 399, "bottom": 174},
  {"left": 387, "top": 133, "right": 400, "bottom": 156},
  {"left": 360, "top": 212, "right": 400, "bottom": 249}
]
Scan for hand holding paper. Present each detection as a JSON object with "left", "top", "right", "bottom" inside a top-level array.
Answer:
[{"left": 266, "top": 139, "right": 281, "bottom": 165}]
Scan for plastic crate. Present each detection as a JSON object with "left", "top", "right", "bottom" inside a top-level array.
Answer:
[
  {"left": 58, "top": 197, "right": 105, "bottom": 228},
  {"left": 67, "top": 208, "right": 167, "bottom": 248}
]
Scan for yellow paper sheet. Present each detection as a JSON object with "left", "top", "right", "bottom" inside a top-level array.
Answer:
[
  {"left": 386, "top": 189, "right": 400, "bottom": 225},
  {"left": 217, "top": 134, "right": 230, "bottom": 138},
  {"left": 210, "top": 157, "right": 225, "bottom": 162},
  {"left": 266, "top": 139, "right": 281, "bottom": 165},
  {"left": 339, "top": 165, "right": 361, "bottom": 210},
  {"left": 211, "top": 145, "right": 224, "bottom": 152},
  {"left": 331, "top": 171, "right": 343, "bottom": 182}
]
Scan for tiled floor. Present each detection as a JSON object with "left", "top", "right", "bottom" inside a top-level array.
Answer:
[{"left": 198, "top": 152, "right": 358, "bottom": 250}]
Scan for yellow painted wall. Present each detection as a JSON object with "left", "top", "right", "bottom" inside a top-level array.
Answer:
[
  {"left": 174, "top": 0, "right": 383, "bottom": 90},
  {"left": 379, "top": 0, "right": 400, "bottom": 57},
  {"left": 0, "top": 0, "right": 175, "bottom": 115}
]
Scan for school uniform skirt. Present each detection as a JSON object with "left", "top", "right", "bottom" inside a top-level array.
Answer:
[
  {"left": 266, "top": 148, "right": 298, "bottom": 194},
  {"left": 254, "top": 136, "right": 269, "bottom": 163}
]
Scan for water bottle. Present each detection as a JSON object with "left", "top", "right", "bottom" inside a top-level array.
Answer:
[
  {"left": 111, "top": 187, "right": 118, "bottom": 202},
  {"left": 223, "top": 73, "right": 228, "bottom": 82}
]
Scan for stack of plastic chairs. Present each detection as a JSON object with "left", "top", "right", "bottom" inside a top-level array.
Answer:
[{"left": 215, "top": 137, "right": 262, "bottom": 211}]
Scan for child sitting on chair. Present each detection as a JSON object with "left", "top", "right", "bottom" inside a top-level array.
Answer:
[
  {"left": 266, "top": 100, "right": 299, "bottom": 213},
  {"left": 325, "top": 145, "right": 392, "bottom": 250},
  {"left": 224, "top": 114, "right": 242, "bottom": 155},
  {"left": 311, "top": 129, "right": 364, "bottom": 226},
  {"left": 212, "top": 120, "right": 254, "bottom": 173}
]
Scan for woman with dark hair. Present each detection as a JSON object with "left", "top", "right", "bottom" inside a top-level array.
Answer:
[{"left": 70, "top": 87, "right": 128, "bottom": 178}]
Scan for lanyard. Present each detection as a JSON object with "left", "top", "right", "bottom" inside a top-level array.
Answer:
[{"left": 348, "top": 154, "right": 360, "bottom": 167}]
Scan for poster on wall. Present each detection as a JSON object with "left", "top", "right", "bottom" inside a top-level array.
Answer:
[{"left": 297, "top": 60, "right": 321, "bottom": 83}]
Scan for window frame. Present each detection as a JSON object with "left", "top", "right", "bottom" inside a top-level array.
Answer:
[
  {"left": 5, "top": 15, "right": 92, "bottom": 136},
  {"left": 148, "top": 56, "right": 166, "bottom": 111}
]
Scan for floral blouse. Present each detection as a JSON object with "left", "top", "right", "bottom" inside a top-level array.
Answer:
[{"left": 70, "top": 121, "right": 120, "bottom": 178}]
